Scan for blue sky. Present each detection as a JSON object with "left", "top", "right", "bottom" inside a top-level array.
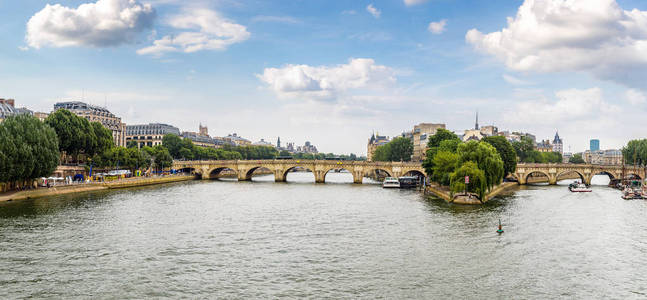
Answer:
[{"left": 1, "top": 0, "right": 647, "bottom": 154}]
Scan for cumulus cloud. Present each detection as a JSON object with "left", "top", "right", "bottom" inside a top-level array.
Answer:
[
  {"left": 26, "top": 0, "right": 155, "bottom": 48},
  {"left": 428, "top": 19, "right": 447, "bottom": 34},
  {"left": 626, "top": 89, "right": 647, "bottom": 105},
  {"left": 366, "top": 4, "right": 381, "bottom": 18},
  {"left": 466, "top": 0, "right": 647, "bottom": 89},
  {"left": 257, "top": 58, "right": 396, "bottom": 101},
  {"left": 404, "top": 0, "right": 429, "bottom": 6},
  {"left": 506, "top": 87, "right": 620, "bottom": 125},
  {"left": 137, "top": 8, "right": 249, "bottom": 55}
]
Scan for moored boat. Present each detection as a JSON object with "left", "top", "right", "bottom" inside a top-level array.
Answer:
[
  {"left": 568, "top": 181, "right": 592, "bottom": 192},
  {"left": 382, "top": 177, "right": 400, "bottom": 188}
]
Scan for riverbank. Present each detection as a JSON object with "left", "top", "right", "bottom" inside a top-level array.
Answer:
[
  {"left": 425, "top": 181, "right": 519, "bottom": 204},
  {"left": 0, "top": 175, "right": 195, "bottom": 202}
]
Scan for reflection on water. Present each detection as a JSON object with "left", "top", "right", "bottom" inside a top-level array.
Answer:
[{"left": 1, "top": 173, "right": 646, "bottom": 298}]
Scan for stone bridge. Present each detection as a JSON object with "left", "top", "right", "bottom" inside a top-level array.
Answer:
[
  {"left": 513, "top": 164, "right": 645, "bottom": 185},
  {"left": 172, "top": 159, "right": 427, "bottom": 184}
]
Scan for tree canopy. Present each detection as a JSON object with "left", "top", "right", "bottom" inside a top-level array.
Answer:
[
  {"left": 0, "top": 114, "right": 59, "bottom": 183},
  {"left": 569, "top": 153, "right": 585, "bottom": 164},
  {"left": 422, "top": 130, "right": 461, "bottom": 175},
  {"left": 450, "top": 161, "right": 487, "bottom": 200},
  {"left": 512, "top": 136, "right": 562, "bottom": 163},
  {"left": 456, "top": 141, "right": 504, "bottom": 190},
  {"left": 45, "top": 109, "right": 114, "bottom": 160},
  {"left": 482, "top": 136, "right": 517, "bottom": 176},
  {"left": 622, "top": 139, "right": 647, "bottom": 165},
  {"left": 427, "top": 128, "right": 459, "bottom": 148},
  {"left": 372, "top": 136, "right": 413, "bottom": 162}
]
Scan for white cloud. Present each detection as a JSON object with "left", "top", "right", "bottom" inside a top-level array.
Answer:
[
  {"left": 507, "top": 88, "right": 620, "bottom": 124},
  {"left": 26, "top": 0, "right": 155, "bottom": 48},
  {"left": 366, "top": 4, "right": 381, "bottom": 19},
  {"left": 502, "top": 74, "right": 532, "bottom": 85},
  {"left": 427, "top": 19, "right": 447, "bottom": 34},
  {"left": 626, "top": 89, "right": 647, "bottom": 105},
  {"left": 466, "top": 0, "right": 647, "bottom": 89},
  {"left": 257, "top": 58, "right": 396, "bottom": 101},
  {"left": 137, "top": 8, "right": 249, "bottom": 55},
  {"left": 404, "top": 0, "right": 429, "bottom": 6}
]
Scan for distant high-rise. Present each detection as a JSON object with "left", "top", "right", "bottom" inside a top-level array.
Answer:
[{"left": 590, "top": 139, "right": 600, "bottom": 151}]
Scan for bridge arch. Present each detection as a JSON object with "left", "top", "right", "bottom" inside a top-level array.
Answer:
[
  {"left": 556, "top": 170, "right": 586, "bottom": 184},
  {"left": 243, "top": 166, "right": 275, "bottom": 181},
  {"left": 322, "top": 166, "right": 363, "bottom": 184},
  {"left": 282, "top": 165, "right": 316, "bottom": 183},
  {"left": 525, "top": 171, "right": 551, "bottom": 185},
  {"left": 207, "top": 166, "right": 239, "bottom": 180}
]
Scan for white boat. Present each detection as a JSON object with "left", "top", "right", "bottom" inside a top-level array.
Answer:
[
  {"left": 382, "top": 177, "right": 400, "bottom": 188},
  {"left": 568, "top": 182, "right": 591, "bottom": 192}
]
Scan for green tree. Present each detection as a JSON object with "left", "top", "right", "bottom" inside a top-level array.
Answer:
[
  {"left": 569, "top": 153, "right": 585, "bottom": 164},
  {"left": 0, "top": 114, "right": 59, "bottom": 183},
  {"left": 372, "top": 143, "right": 391, "bottom": 161},
  {"left": 450, "top": 161, "right": 488, "bottom": 200},
  {"left": 90, "top": 122, "right": 114, "bottom": 156},
  {"left": 154, "top": 146, "right": 173, "bottom": 170},
  {"left": 456, "top": 141, "right": 504, "bottom": 190},
  {"left": 126, "top": 140, "right": 138, "bottom": 149},
  {"left": 622, "top": 139, "right": 647, "bottom": 165},
  {"left": 162, "top": 134, "right": 184, "bottom": 158},
  {"left": 431, "top": 151, "right": 459, "bottom": 186},
  {"left": 482, "top": 136, "right": 517, "bottom": 176},
  {"left": 46, "top": 109, "right": 94, "bottom": 161},
  {"left": 427, "top": 128, "right": 459, "bottom": 148},
  {"left": 512, "top": 136, "right": 535, "bottom": 162},
  {"left": 388, "top": 137, "right": 413, "bottom": 161}
]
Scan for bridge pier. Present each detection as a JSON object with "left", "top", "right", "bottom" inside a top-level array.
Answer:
[
  {"left": 352, "top": 171, "right": 363, "bottom": 184},
  {"left": 274, "top": 170, "right": 286, "bottom": 182},
  {"left": 314, "top": 171, "right": 326, "bottom": 183}
]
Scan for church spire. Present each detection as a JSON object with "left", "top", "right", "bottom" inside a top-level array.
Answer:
[{"left": 475, "top": 111, "right": 479, "bottom": 130}]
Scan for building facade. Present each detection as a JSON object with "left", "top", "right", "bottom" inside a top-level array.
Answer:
[
  {"left": 411, "top": 123, "right": 446, "bottom": 162},
  {"left": 225, "top": 133, "right": 251, "bottom": 146},
  {"left": 536, "top": 140, "right": 553, "bottom": 152},
  {"left": 367, "top": 133, "right": 390, "bottom": 162},
  {"left": 590, "top": 139, "right": 600, "bottom": 151},
  {"left": 552, "top": 132, "right": 563, "bottom": 154},
  {"left": 583, "top": 149, "right": 623, "bottom": 165},
  {"left": 54, "top": 101, "right": 126, "bottom": 147},
  {"left": 126, "top": 123, "right": 180, "bottom": 148},
  {"left": 0, "top": 98, "right": 32, "bottom": 122}
]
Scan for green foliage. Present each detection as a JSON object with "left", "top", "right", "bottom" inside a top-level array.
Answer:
[
  {"left": 511, "top": 136, "right": 534, "bottom": 162},
  {"left": 162, "top": 134, "right": 184, "bottom": 158},
  {"left": 482, "top": 136, "right": 517, "bottom": 176},
  {"left": 456, "top": 141, "right": 504, "bottom": 190},
  {"left": 45, "top": 109, "right": 114, "bottom": 160},
  {"left": 569, "top": 153, "right": 585, "bottom": 164},
  {"left": 431, "top": 151, "right": 459, "bottom": 186},
  {"left": 126, "top": 140, "right": 138, "bottom": 149},
  {"left": 622, "top": 139, "right": 647, "bottom": 165},
  {"left": 91, "top": 146, "right": 151, "bottom": 171},
  {"left": 154, "top": 146, "right": 173, "bottom": 169},
  {"left": 0, "top": 114, "right": 60, "bottom": 182},
  {"left": 427, "top": 128, "right": 459, "bottom": 148},
  {"left": 450, "top": 161, "right": 487, "bottom": 200},
  {"left": 423, "top": 130, "right": 461, "bottom": 175},
  {"left": 372, "top": 137, "right": 413, "bottom": 162}
]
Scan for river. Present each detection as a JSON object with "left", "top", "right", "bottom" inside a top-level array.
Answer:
[{"left": 1, "top": 173, "right": 646, "bottom": 298}]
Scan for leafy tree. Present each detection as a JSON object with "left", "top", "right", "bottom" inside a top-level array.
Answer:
[
  {"left": 154, "top": 145, "right": 173, "bottom": 170},
  {"left": 423, "top": 130, "right": 461, "bottom": 176},
  {"left": 427, "top": 128, "right": 459, "bottom": 148},
  {"left": 279, "top": 150, "right": 290, "bottom": 157},
  {"left": 482, "top": 136, "right": 517, "bottom": 176},
  {"left": 456, "top": 141, "right": 504, "bottom": 190},
  {"left": 388, "top": 137, "right": 413, "bottom": 161},
  {"left": 372, "top": 143, "right": 391, "bottom": 161},
  {"left": 0, "top": 114, "right": 59, "bottom": 183},
  {"left": 90, "top": 122, "right": 114, "bottom": 155},
  {"left": 569, "top": 153, "right": 585, "bottom": 164},
  {"left": 126, "top": 140, "right": 138, "bottom": 149},
  {"left": 450, "top": 161, "right": 488, "bottom": 200},
  {"left": 179, "top": 148, "right": 194, "bottom": 160},
  {"left": 162, "top": 134, "right": 184, "bottom": 158},
  {"left": 431, "top": 151, "right": 459, "bottom": 186},
  {"left": 622, "top": 139, "right": 647, "bottom": 165},
  {"left": 512, "top": 136, "right": 535, "bottom": 162}
]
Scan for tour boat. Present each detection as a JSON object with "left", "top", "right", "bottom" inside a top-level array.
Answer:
[
  {"left": 568, "top": 181, "right": 592, "bottom": 193},
  {"left": 382, "top": 177, "right": 400, "bottom": 188},
  {"left": 398, "top": 176, "right": 418, "bottom": 189},
  {"left": 622, "top": 187, "right": 640, "bottom": 200}
]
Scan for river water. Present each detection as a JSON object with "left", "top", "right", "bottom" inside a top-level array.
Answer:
[{"left": 1, "top": 173, "right": 646, "bottom": 299}]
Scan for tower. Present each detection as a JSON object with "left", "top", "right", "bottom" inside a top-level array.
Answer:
[
  {"left": 199, "top": 123, "right": 208, "bottom": 136},
  {"left": 277, "top": 136, "right": 281, "bottom": 148},
  {"left": 475, "top": 111, "right": 479, "bottom": 130}
]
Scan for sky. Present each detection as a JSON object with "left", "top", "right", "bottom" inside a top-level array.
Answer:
[{"left": 1, "top": 0, "right": 647, "bottom": 155}]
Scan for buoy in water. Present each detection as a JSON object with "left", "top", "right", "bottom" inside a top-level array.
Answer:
[{"left": 497, "top": 219, "right": 504, "bottom": 234}]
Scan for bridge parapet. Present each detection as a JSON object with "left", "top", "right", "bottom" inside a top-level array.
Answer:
[{"left": 171, "top": 159, "right": 427, "bottom": 183}]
